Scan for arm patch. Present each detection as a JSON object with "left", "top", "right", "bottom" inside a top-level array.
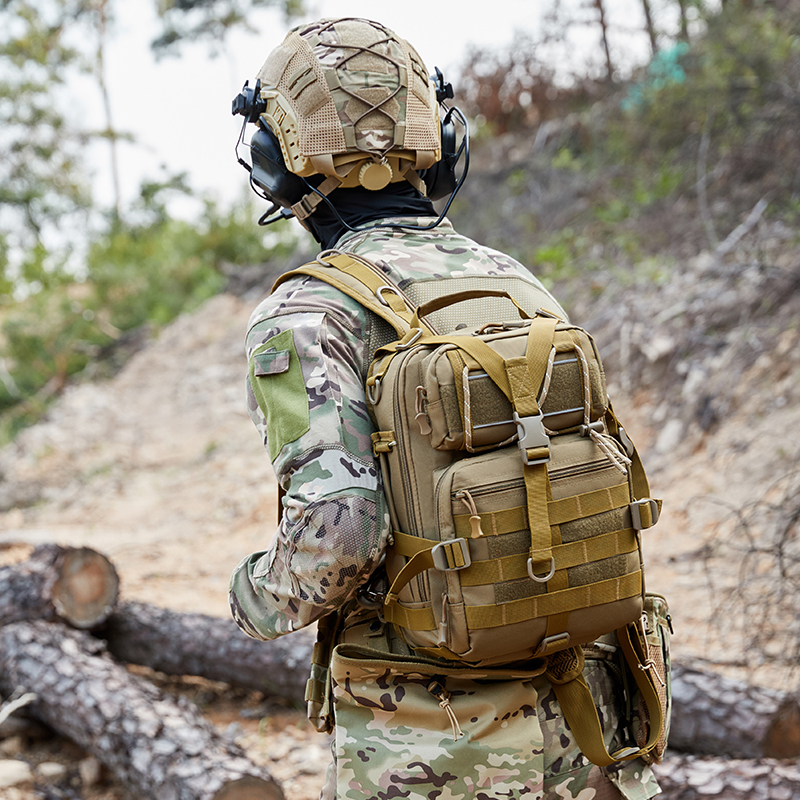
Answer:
[{"left": 249, "top": 330, "right": 310, "bottom": 461}]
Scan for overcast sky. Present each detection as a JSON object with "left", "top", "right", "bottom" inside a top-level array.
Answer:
[{"left": 80, "top": 0, "right": 659, "bottom": 216}]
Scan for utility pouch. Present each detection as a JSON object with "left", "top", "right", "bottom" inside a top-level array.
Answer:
[
  {"left": 629, "top": 593, "right": 672, "bottom": 763},
  {"left": 549, "top": 593, "right": 672, "bottom": 767},
  {"left": 419, "top": 322, "right": 609, "bottom": 452}
]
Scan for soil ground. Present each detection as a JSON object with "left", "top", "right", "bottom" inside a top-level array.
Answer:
[{"left": 1, "top": 282, "right": 798, "bottom": 798}]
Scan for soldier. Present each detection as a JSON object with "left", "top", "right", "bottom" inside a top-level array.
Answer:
[{"left": 229, "top": 17, "right": 662, "bottom": 800}]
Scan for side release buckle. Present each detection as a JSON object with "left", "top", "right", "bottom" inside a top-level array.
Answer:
[{"left": 514, "top": 411, "right": 550, "bottom": 466}]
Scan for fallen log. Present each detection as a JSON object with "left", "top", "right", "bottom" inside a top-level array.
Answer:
[
  {"left": 654, "top": 753, "right": 800, "bottom": 799},
  {"left": 103, "top": 601, "right": 313, "bottom": 704},
  {"left": 0, "top": 620, "right": 284, "bottom": 800},
  {"left": 670, "top": 663, "right": 800, "bottom": 758},
  {"left": 0, "top": 544, "right": 118, "bottom": 629},
  {"left": 102, "top": 603, "right": 800, "bottom": 760}
]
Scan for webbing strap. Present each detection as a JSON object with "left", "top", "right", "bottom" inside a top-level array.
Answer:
[
  {"left": 459, "top": 528, "right": 638, "bottom": 586},
  {"left": 507, "top": 318, "right": 559, "bottom": 570},
  {"left": 391, "top": 527, "right": 637, "bottom": 588},
  {"left": 465, "top": 571, "right": 642, "bottom": 629},
  {"left": 549, "top": 482, "right": 631, "bottom": 526},
  {"left": 384, "top": 538, "right": 469, "bottom": 609},
  {"left": 452, "top": 482, "right": 632, "bottom": 539},
  {"left": 374, "top": 331, "right": 515, "bottom": 399},
  {"left": 552, "top": 625, "right": 664, "bottom": 767},
  {"left": 325, "top": 253, "right": 413, "bottom": 323},
  {"left": 606, "top": 404, "right": 651, "bottom": 502},
  {"left": 392, "top": 530, "right": 433, "bottom": 556},
  {"left": 273, "top": 255, "right": 415, "bottom": 337},
  {"left": 384, "top": 570, "right": 643, "bottom": 631}
]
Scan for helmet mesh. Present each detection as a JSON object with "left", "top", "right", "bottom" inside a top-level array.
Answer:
[{"left": 257, "top": 18, "right": 439, "bottom": 167}]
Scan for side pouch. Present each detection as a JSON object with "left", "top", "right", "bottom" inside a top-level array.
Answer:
[
  {"left": 549, "top": 593, "right": 670, "bottom": 767},
  {"left": 629, "top": 593, "right": 672, "bottom": 764},
  {"left": 305, "top": 609, "right": 345, "bottom": 734}
]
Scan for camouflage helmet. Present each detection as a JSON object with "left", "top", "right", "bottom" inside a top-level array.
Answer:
[{"left": 254, "top": 18, "right": 441, "bottom": 202}]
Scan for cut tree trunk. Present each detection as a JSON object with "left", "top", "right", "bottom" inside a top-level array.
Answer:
[
  {"left": 101, "top": 603, "right": 800, "bottom": 760},
  {"left": 103, "top": 601, "right": 313, "bottom": 704},
  {"left": 0, "top": 620, "right": 285, "bottom": 800},
  {"left": 654, "top": 753, "right": 800, "bottom": 799},
  {"left": 670, "top": 663, "right": 800, "bottom": 758},
  {"left": 0, "top": 544, "right": 119, "bottom": 629}
]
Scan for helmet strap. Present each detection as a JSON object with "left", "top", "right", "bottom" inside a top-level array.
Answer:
[{"left": 291, "top": 175, "right": 344, "bottom": 221}]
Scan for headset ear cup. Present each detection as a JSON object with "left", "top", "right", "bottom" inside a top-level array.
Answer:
[
  {"left": 423, "top": 115, "right": 458, "bottom": 201},
  {"left": 249, "top": 126, "right": 308, "bottom": 208}
]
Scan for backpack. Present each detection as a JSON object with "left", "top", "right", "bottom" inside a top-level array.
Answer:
[{"left": 278, "top": 250, "right": 670, "bottom": 766}]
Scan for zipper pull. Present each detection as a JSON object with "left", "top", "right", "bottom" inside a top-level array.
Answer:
[
  {"left": 415, "top": 385, "right": 432, "bottom": 435},
  {"left": 456, "top": 489, "right": 484, "bottom": 538},
  {"left": 427, "top": 679, "right": 465, "bottom": 741}
]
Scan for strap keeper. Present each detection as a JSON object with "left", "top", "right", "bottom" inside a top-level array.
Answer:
[
  {"left": 371, "top": 430, "right": 396, "bottom": 454},
  {"left": 630, "top": 498, "right": 661, "bottom": 530}
]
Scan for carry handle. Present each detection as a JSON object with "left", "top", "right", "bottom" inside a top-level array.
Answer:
[{"left": 411, "top": 289, "right": 532, "bottom": 329}]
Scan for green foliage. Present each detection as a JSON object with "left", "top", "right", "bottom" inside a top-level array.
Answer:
[
  {"left": 0, "top": 0, "right": 92, "bottom": 269},
  {"left": 152, "top": 0, "right": 304, "bottom": 54},
  {"left": 612, "top": 3, "right": 800, "bottom": 182},
  {"left": 0, "top": 192, "right": 296, "bottom": 442}
]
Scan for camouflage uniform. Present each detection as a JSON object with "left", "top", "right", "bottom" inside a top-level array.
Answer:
[{"left": 229, "top": 217, "right": 661, "bottom": 800}]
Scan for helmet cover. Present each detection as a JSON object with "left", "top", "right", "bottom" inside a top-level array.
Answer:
[{"left": 254, "top": 17, "right": 441, "bottom": 191}]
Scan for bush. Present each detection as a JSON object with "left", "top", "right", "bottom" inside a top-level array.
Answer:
[{"left": 0, "top": 194, "right": 296, "bottom": 441}]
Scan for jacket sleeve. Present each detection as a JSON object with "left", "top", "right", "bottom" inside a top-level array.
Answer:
[{"left": 228, "top": 302, "right": 390, "bottom": 640}]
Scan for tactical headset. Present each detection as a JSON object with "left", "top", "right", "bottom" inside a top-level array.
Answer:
[{"left": 232, "top": 67, "right": 469, "bottom": 230}]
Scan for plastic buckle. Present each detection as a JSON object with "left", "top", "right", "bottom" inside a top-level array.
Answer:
[
  {"left": 579, "top": 420, "right": 605, "bottom": 437},
  {"left": 631, "top": 498, "right": 660, "bottom": 530},
  {"left": 431, "top": 539, "right": 471, "bottom": 571},
  {"left": 513, "top": 412, "right": 550, "bottom": 465}
]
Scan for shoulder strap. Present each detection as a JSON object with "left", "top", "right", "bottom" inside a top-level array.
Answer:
[{"left": 272, "top": 251, "right": 419, "bottom": 338}]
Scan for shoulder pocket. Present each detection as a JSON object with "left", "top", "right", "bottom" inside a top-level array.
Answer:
[
  {"left": 249, "top": 330, "right": 310, "bottom": 461},
  {"left": 253, "top": 348, "right": 291, "bottom": 376}
]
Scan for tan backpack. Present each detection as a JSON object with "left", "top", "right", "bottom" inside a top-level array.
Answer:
[{"left": 279, "top": 251, "right": 670, "bottom": 766}]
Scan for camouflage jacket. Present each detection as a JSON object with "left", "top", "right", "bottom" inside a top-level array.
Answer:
[
  {"left": 228, "top": 216, "right": 567, "bottom": 639},
  {"left": 228, "top": 217, "right": 660, "bottom": 799}
]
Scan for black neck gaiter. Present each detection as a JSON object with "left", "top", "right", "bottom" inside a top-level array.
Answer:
[{"left": 304, "top": 181, "right": 436, "bottom": 249}]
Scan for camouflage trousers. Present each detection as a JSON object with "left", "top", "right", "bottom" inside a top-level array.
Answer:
[{"left": 318, "top": 641, "right": 659, "bottom": 800}]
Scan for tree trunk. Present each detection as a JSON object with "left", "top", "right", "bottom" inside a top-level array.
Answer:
[
  {"left": 676, "top": 0, "right": 689, "bottom": 40},
  {"left": 640, "top": 0, "right": 658, "bottom": 55},
  {"left": 654, "top": 753, "right": 800, "bottom": 799},
  {"left": 103, "top": 601, "right": 314, "bottom": 704},
  {"left": 670, "top": 663, "right": 800, "bottom": 758},
  {"left": 0, "top": 544, "right": 119, "bottom": 629},
  {"left": 0, "top": 620, "right": 285, "bottom": 800},
  {"left": 593, "top": 0, "right": 615, "bottom": 83}
]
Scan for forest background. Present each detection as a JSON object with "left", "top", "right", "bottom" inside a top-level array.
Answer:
[{"left": 2, "top": 0, "right": 800, "bottom": 788}]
